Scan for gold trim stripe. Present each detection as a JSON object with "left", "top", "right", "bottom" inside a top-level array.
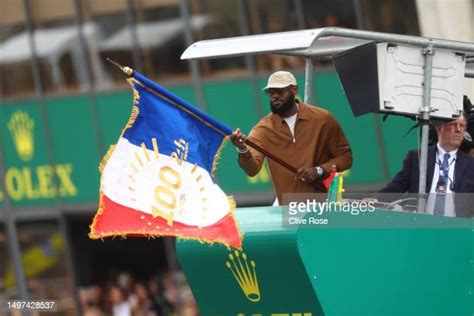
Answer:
[
  {"left": 152, "top": 138, "right": 159, "bottom": 158},
  {"left": 141, "top": 143, "right": 150, "bottom": 161},
  {"left": 134, "top": 151, "right": 144, "bottom": 167}
]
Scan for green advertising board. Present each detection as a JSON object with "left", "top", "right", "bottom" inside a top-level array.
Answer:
[
  {"left": 0, "top": 98, "right": 100, "bottom": 207},
  {"left": 177, "top": 207, "right": 324, "bottom": 315},
  {"left": 177, "top": 207, "right": 473, "bottom": 315},
  {"left": 0, "top": 102, "right": 51, "bottom": 207}
]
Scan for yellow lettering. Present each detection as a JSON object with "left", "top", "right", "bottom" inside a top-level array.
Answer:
[
  {"left": 171, "top": 152, "right": 183, "bottom": 165},
  {"left": 173, "top": 139, "right": 189, "bottom": 160},
  {"left": 55, "top": 164, "right": 77, "bottom": 197},
  {"left": 154, "top": 186, "right": 176, "bottom": 210},
  {"left": 5, "top": 168, "right": 24, "bottom": 200},
  {"left": 22, "top": 168, "right": 41, "bottom": 199},
  {"left": 159, "top": 166, "right": 181, "bottom": 190},
  {"left": 174, "top": 139, "right": 187, "bottom": 150},
  {"left": 37, "top": 165, "right": 57, "bottom": 198},
  {"left": 151, "top": 205, "right": 174, "bottom": 226},
  {"left": 2, "top": 164, "right": 78, "bottom": 202},
  {"left": 151, "top": 166, "right": 183, "bottom": 225}
]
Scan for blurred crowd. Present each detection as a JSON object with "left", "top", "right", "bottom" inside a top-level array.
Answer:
[{"left": 79, "top": 271, "right": 198, "bottom": 316}]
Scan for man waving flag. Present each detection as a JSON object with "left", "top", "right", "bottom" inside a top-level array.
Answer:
[{"left": 89, "top": 65, "right": 242, "bottom": 249}]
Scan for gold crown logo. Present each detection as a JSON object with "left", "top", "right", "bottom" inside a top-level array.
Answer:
[
  {"left": 8, "top": 111, "right": 35, "bottom": 162},
  {"left": 226, "top": 250, "right": 261, "bottom": 302}
]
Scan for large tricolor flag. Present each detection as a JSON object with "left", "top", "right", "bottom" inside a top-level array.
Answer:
[{"left": 89, "top": 71, "right": 242, "bottom": 249}]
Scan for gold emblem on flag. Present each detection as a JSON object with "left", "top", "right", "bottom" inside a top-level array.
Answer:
[
  {"left": 128, "top": 137, "right": 209, "bottom": 227},
  {"left": 226, "top": 250, "right": 261, "bottom": 302},
  {"left": 8, "top": 111, "right": 35, "bottom": 162}
]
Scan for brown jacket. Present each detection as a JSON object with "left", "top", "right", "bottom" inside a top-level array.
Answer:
[{"left": 238, "top": 101, "right": 352, "bottom": 203}]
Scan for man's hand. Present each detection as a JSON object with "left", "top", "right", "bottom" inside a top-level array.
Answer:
[
  {"left": 296, "top": 167, "right": 320, "bottom": 184},
  {"left": 230, "top": 128, "right": 248, "bottom": 150}
]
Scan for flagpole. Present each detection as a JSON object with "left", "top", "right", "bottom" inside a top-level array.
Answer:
[
  {"left": 246, "top": 139, "right": 327, "bottom": 191},
  {"left": 106, "top": 58, "right": 134, "bottom": 76},
  {"left": 245, "top": 139, "right": 297, "bottom": 173}
]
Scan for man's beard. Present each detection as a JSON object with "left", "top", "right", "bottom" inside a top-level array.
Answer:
[{"left": 270, "top": 94, "right": 295, "bottom": 116}]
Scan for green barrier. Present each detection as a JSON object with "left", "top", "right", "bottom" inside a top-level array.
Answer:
[{"left": 176, "top": 207, "right": 473, "bottom": 315}]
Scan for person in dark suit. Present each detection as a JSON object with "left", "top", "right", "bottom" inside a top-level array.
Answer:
[
  {"left": 380, "top": 115, "right": 474, "bottom": 218},
  {"left": 429, "top": 95, "right": 474, "bottom": 157}
]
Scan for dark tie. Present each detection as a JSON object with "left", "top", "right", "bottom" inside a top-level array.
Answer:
[{"left": 433, "top": 153, "right": 450, "bottom": 215}]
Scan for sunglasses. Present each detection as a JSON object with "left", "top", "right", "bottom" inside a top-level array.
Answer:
[{"left": 264, "top": 86, "right": 292, "bottom": 96}]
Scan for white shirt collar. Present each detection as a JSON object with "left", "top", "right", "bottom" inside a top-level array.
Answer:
[{"left": 436, "top": 143, "right": 457, "bottom": 160}]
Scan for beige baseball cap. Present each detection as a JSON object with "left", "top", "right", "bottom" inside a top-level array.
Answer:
[{"left": 262, "top": 71, "right": 297, "bottom": 91}]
